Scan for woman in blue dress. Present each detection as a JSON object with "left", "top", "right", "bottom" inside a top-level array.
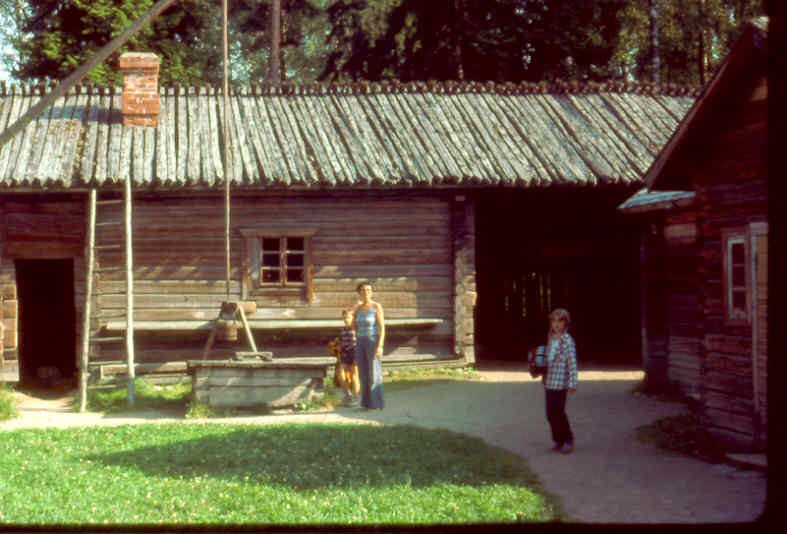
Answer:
[{"left": 352, "top": 281, "right": 385, "bottom": 410}]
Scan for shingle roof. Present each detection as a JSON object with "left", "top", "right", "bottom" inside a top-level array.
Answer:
[{"left": 0, "top": 80, "right": 696, "bottom": 189}]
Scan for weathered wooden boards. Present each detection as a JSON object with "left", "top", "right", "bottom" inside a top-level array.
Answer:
[
  {"left": 188, "top": 357, "right": 335, "bottom": 408},
  {"left": 0, "top": 83, "right": 694, "bottom": 188},
  {"left": 0, "top": 190, "right": 468, "bottom": 381},
  {"left": 635, "top": 69, "right": 768, "bottom": 449},
  {"left": 90, "top": 193, "right": 455, "bottom": 363}
]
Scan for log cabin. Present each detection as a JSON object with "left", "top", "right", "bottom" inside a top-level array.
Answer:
[
  {"left": 619, "top": 18, "right": 768, "bottom": 451},
  {"left": 0, "top": 53, "right": 696, "bottom": 389}
]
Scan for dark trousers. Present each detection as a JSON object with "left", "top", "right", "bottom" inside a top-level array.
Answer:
[
  {"left": 545, "top": 389, "right": 573, "bottom": 445},
  {"left": 355, "top": 336, "right": 384, "bottom": 409}
]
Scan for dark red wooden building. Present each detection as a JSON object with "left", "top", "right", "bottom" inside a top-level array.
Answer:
[{"left": 620, "top": 18, "right": 768, "bottom": 451}]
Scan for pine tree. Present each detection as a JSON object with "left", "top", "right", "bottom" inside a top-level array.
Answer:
[{"left": 14, "top": 0, "right": 223, "bottom": 85}]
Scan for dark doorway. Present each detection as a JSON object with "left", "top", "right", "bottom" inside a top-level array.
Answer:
[
  {"left": 15, "top": 259, "right": 77, "bottom": 389},
  {"left": 476, "top": 189, "right": 642, "bottom": 366}
]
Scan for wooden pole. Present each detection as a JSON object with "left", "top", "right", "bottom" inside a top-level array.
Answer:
[
  {"left": 237, "top": 306, "right": 258, "bottom": 353},
  {"left": 79, "top": 190, "right": 97, "bottom": 412},
  {"left": 223, "top": 0, "right": 232, "bottom": 300},
  {"left": 648, "top": 0, "right": 660, "bottom": 84},
  {"left": 269, "top": 0, "right": 282, "bottom": 84},
  {"left": 125, "top": 174, "right": 136, "bottom": 405},
  {"left": 0, "top": 0, "right": 178, "bottom": 149}
]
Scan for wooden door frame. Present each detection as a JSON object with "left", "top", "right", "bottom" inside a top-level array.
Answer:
[{"left": 749, "top": 221, "right": 767, "bottom": 440}]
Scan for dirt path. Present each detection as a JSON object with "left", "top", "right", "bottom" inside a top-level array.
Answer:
[{"left": 1, "top": 369, "right": 766, "bottom": 523}]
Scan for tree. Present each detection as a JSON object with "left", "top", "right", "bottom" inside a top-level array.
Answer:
[
  {"left": 14, "top": 0, "right": 224, "bottom": 85},
  {"left": 648, "top": 0, "right": 660, "bottom": 83},
  {"left": 322, "top": 0, "right": 547, "bottom": 82},
  {"left": 612, "top": 0, "right": 764, "bottom": 86},
  {"left": 231, "top": 0, "right": 328, "bottom": 84},
  {"left": 0, "top": 0, "right": 29, "bottom": 80}
]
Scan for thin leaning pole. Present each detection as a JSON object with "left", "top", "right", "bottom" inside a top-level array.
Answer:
[
  {"left": 0, "top": 0, "right": 178, "bottom": 149},
  {"left": 125, "top": 174, "right": 136, "bottom": 405}
]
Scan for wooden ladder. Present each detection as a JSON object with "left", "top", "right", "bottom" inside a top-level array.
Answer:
[{"left": 78, "top": 178, "right": 136, "bottom": 412}]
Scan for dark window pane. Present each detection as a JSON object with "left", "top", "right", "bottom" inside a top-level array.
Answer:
[
  {"left": 262, "top": 238, "right": 280, "bottom": 251},
  {"left": 287, "top": 269, "right": 304, "bottom": 282},
  {"left": 287, "top": 253, "right": 304, "bottom": 267},
  {"left": 287, "top": 237, "right": 304, "bottom": 251},
  {"left": 732, "top": 265, "right": 745, "bottom": 287},
  {"left": 732, "top": 290, "right": 746, "bottom": 311},
  {"left": 262, "top": 269, "right": 280, "bottom": 283},
  {"left": 262, "top": 253, "right": 280, "bottom": 267},
  {"left": 731, "top": 242, "right": 744, "bottom": 264}
]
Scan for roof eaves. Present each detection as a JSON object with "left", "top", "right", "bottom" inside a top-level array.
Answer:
[
  {"left": 618, "top": 188, "right": 697, "bottom": 213},
  {"left": 644, "top": 18, "right": 768, "bottom": 191}
]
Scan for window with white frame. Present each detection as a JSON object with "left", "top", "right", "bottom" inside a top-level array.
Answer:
[
  {"left": 723, "top": 232, "right": 749, "bottom": 323},
  {"left": 240, "top": 229, "right": 315, "bottom": 301}
]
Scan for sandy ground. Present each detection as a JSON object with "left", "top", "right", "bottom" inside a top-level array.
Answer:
[{"left": 1, "top": 368, "right": 767, "bottom": 524}]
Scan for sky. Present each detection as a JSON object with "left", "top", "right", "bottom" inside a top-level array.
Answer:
[{"left": 0, "top": 26, "right": 15, "bottom": 82}]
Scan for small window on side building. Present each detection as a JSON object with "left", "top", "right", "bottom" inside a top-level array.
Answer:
[{"left": 723, "top": 233, "right": 749, "bottom": 323}]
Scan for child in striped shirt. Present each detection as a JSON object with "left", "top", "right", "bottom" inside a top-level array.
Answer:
[{"left": 338, "top": 309, "right": 358, "bottom": 406}]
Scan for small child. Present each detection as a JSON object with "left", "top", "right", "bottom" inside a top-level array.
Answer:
[
  {"left": 543, "top": 308, "right": 578, "bottom": 454},
  {"left": 338, "top": 308, "right": 359, "bottom": 406}
]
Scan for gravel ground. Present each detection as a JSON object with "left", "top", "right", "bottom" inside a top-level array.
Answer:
[{"left": 1, "top": 368, "right": 767, "bottom": 524}]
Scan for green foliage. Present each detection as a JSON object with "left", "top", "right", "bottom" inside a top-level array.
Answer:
[
  {"left": 382, "top": 366, "right": 483, "bottom": 393},
  {"left": 7, "top": 0, "right": 765, "bottom": 86},
  {"left": 0, "top": 423, "right": 562, "bottom": 523},
  {"left": 86, "top": 377, "right": 191, "bottom": 414},
  {"left": 0, "top": 384, "right": 18, "bottom": 421},
  {"left": 232, "top": 0, "right": 330, "bottom": 84},
  {"left": 612, "top": 0, "right": 764, "bottom": 84},
  {"left": 636, "top": 413, "right": 726, "bottom": 463},
  {"left": 385, "top": 366, "right": 482, "bottom": 382},
  {"left": 322, "top": 0, "right": 763, "bottom": 84},
  {"left": 14, "top": 0, "right": 223, "bottom": 84}
]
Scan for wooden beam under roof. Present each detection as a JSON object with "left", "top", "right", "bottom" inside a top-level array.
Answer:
[{"left": 0, "top": 0, "right": 178, "bottom": 149}]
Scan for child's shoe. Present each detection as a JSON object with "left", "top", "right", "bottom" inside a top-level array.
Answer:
[
  {"left": 560, "top": 441, "right": 574, "bottom": 454},
  {"left": 551, "top": 443, "right": 564, "bottom": 453}
]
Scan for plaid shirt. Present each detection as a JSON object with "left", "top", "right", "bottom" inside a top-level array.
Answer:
[{"left": 544, "top": 333, "right": 578, "bottom": 390}]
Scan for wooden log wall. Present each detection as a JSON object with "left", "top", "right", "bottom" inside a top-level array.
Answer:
[
  {"left": 754, "top": 232, "right": 767, "bottom": 433},
  {"left": 0, "top": 196, "right": 86, "bottom": 379},
  {"left": 93, "top": 192, "right": 455, "bottom": 362},
  {"left": 692, "top": 86, "right": 767, "bottom": 448},
  {"left": 663, "top": 212, "right": 702, "bottom": 393},
  {"left": 641, "top": 222, "right": 669, "bottom": 388},
  {"left": 452, "top": 195, "right": 476, "bottom": 362}
]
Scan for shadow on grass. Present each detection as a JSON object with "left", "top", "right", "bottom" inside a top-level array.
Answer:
[{"left": 89, "top": 424, "right": 542, "bottom": 491}]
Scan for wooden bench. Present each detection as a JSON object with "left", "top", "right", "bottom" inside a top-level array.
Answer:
[{"left": 104, "top": 318, "right": 444, "bottom": 331}]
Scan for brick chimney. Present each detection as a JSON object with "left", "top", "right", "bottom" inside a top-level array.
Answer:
[{"left": 118, "top": 52, "right": 160, "bottom": 127}]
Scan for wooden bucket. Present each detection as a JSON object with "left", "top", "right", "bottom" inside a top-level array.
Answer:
[
  {"left": 239, "top": 300, "right": 257, "bottom": 314},
  {"left": 217, "top": 319, "right": 238, "bottom": 341}
]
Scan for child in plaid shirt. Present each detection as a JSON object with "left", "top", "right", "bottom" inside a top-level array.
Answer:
[{"left": 543, "top": 308, "right": 578, "bottom": 454}]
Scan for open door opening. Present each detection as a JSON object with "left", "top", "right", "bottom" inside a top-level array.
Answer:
[
  {"left": 476, "top": 190, "right": 642, "bottom": 366},
  {"left": 15, "top": 259, "right": 77, "bottom": 390}
]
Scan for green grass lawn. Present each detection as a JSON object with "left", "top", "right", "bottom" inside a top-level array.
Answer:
[
  {"left": 0, "top": 384, "right": 17, "bottom": 421},
  {"left": 0, "top": 423, "right": 561, "bottom": 525}
]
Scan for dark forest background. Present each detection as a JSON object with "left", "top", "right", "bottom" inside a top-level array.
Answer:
[{"left": 0, "top": 0, "right": 765, "bottom": 86}]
